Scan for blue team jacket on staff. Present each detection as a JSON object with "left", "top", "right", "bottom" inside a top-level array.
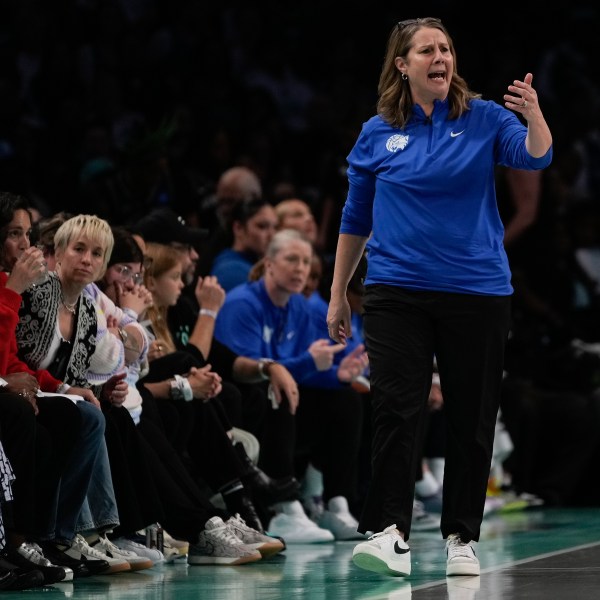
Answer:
[
  {"left": 214, "top": 279, "right": 344, "bottom": 389},
  {"left": 341, "top": 98, "right": 553, "bottom": 295}
]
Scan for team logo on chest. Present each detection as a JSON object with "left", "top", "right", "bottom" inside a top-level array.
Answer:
[{"left": 386, "top": 134, "right": 409, "bottom": 152}]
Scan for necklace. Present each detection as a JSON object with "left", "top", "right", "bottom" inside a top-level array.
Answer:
[{"left": 62, "top": 299, "right": 77, "bottom": 314}]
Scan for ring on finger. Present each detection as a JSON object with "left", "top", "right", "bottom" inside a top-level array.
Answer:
[{"left": 522, "top": 100, "right": 528, "bottom": 108}]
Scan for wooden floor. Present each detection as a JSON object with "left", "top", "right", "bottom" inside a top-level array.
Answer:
[{"left": 4, "top": 507, "right": 599, "bottom": 599}]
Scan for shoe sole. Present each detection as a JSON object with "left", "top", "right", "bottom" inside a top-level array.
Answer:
[
  {"left": 256, "top": 542, "right": 285, "bottom": 559},
  {"left": 188, "top": 554, "right": 262, "bottom": 566},
  {"left": 99, "top": 562, "right": 132, "bottom": 574},
  {"left": 126, "top": 559, "right": 154, "bottom": 571},
  {"left": 352, "top": 552, "right": 411, "bottom": 577},
  {"left": 447, "top": 563, "right": 480, "bottom": 576}
]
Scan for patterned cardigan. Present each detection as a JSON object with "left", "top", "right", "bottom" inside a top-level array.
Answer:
[{"left": 16, "top": 272, "right": 123, "bottom": 392}]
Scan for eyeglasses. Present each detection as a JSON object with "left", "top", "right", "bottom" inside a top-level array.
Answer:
[
  {"left": 397, "top": 17, "right": 441, "bottom": 31},
  {"left": 113, "top": 264, "right": 144, "bottom": 285}
]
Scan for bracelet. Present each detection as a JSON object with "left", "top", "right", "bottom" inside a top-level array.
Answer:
[
  {"left": 56, "top": 382, "right": 70, "bottom": 394},
  {"left": 199, "top": 308, "right": 218, "bottom": 319},
  {"left": 169, "top": 379, "right": 183, "bottom": 400},
  {"left": 175, "top": 374, "right": 194, "bottom": 401},
  {"left": 257, "top": 358, "right": 277, "bottom": 381}
]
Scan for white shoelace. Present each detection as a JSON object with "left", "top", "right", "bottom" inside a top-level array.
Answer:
[
  {"left": 74, "top": 534, "right": 112, "bottom": 560},
  {"left": 99, "top": 536, "right": 137, "bottom": 558},
  {"left": 447, "top": 537, "right": 476, "bottom": 558},
  {"left": 369, "top": 524, "right": 400, "bottom": 540},
  {"left": 211, "top": 523, "right": 245, "bottom": 545}
]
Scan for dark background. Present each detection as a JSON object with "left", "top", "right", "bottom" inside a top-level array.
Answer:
[{"left": 0, "top": 1, "right": 597, "bottom": 226}]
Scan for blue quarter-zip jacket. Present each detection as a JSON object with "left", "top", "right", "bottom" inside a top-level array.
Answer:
[
  {"left": 341, "top": 99, "right": 552, "bottom": 295},
  {"left": 214, "top": 279, "right": 343, "bottom": 389}
]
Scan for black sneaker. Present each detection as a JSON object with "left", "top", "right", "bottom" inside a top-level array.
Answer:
[
  {"left": 0, "top": 556, "right": 44, "bottom": 590},
  {"left": 39, "top": 541, "right": 108, "bottom": 578},
  {"left": 3, "top": 543, "right": 67, "bottom": 584},
  {"left": 0, "top": 565, "right": 17, "bottom": 590}
]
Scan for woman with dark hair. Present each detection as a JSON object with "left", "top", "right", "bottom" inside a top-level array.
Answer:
[
  {"left": 0, "top": 194, "right": 111, "bottom": 582},
  {"left": 210, "top": 197, "right": 278, "bottom": 291}
]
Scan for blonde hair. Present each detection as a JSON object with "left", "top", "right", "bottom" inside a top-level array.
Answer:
[
  {"left": 54, "top": 214, "right": 114, "bottom": 277},
  {"left": 377, "top": 17, "right": 480, "bottom": 128},
  {"left": 265, "top": 228, "right": 312, "bottom": 260},
  {"left": 143, "top": 242, "right": 182, "bottom": 354}
]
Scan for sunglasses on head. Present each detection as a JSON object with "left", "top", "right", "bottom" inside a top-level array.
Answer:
[{"left": 397, "top": 17, "right": 442, "bottom": 31}]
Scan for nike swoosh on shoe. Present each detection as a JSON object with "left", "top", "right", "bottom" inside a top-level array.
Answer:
[{"left": 394, "top": 541, "right": 410, "bottom": 554}]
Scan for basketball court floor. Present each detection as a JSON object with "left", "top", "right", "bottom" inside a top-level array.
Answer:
[{"left": 7, "top": 506, "right": 599, "bottom": 599}]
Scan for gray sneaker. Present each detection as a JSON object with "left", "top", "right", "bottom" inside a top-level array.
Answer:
[
  {"left": 226, "top": 514, "right": 284, "bottom": 558},
  {"left": 188, "top": 517, "right": 262, "bottom": 565}
]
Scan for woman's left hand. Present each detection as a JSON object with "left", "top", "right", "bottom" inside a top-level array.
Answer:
[
  {"left": 336, "top": 344, "right": 369, "bottom": 383},
  {"left": 504, "top": 72, "right": 539, "bottom": 121}
]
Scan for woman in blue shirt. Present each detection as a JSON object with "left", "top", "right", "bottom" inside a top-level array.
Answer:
[{"left": 326, "top": 17, "right": 553, "bottom": 578}]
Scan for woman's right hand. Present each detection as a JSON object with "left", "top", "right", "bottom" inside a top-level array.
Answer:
[
  {"left": 195, "top": 276, "right": 225, "bottom": 312},
  {"left": 5, "top": 246, "right": 46, "bottom": 294},
  {"left": 3, "top": 372, "right": 40, "bottom": 414},
  {"left": 326, "top": 293, "right": 352, "bottom": 344}
]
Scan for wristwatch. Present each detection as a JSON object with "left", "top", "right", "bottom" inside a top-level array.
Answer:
[{"left": 257, "top": 358, "right": 277, "bottom": 380}]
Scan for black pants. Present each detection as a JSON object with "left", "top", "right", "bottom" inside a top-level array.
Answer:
[
  {"left": 139, "top": 351, "right": 246, "bottom": 492},
  {"left": 233, "top": 381, "right": 363, "bottom": 504},
  {"left": 0, "top": 393, "right": 81, "bottom": 539},
  {"left": 137, "top": 418, "right": 225, "bottom": 543},
  {"left": 359, "top": 285, "right": 510, "bottom": 542},
  {"left": 101, "top": 403, "right": 164, "bottom": 537},
  {"left": 295, "top": 386, "right": 363, "bottom": 504}
]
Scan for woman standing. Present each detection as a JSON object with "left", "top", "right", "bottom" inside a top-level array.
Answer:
[{"left": 326, "top": 17, "right": 552, "bottom": 577}]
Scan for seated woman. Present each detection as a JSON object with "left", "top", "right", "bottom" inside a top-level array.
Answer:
[
  {"left": 0, "top": 197, "right": 112, "bottom": 580},
  {"left": 210, "top": 198, "right": 278, "bottom": 292},
  {"left": 214, "top": 228, "right": 370, "bottom": 542}
]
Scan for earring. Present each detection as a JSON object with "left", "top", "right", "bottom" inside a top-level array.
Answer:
[{"left": 401, "top": 73, "right": 408, "bottom": 81}]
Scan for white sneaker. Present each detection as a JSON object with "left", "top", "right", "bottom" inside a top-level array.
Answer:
[
  {"left": 111, "top": 536, "right": 165, "bottom": 564},
  {"left": 268, "top": 500, "right": 334, "bottom": 543},
  {"left": 412, "top": 499, "right": 440, "bottom": 531},
  {"left": 226, "top": 514, "right": 285, "bottom": 558},
  {"left": 71, "top": 534, "right": 130, "bottom": 574},
  {"left": 352, "top": 524, "right": 411, "bottom": 577},
  {"left": 446, "top": 533, "right": 480, "bottom": 576},
  {"left": 96, "top": 535, "right": 154, "bottom": 571},
  {"left": 317, "top": 496, "right": 367, "bottom": 541},
  {"left": 163, "top": 530, "right": 189, "bottom": 561}
]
